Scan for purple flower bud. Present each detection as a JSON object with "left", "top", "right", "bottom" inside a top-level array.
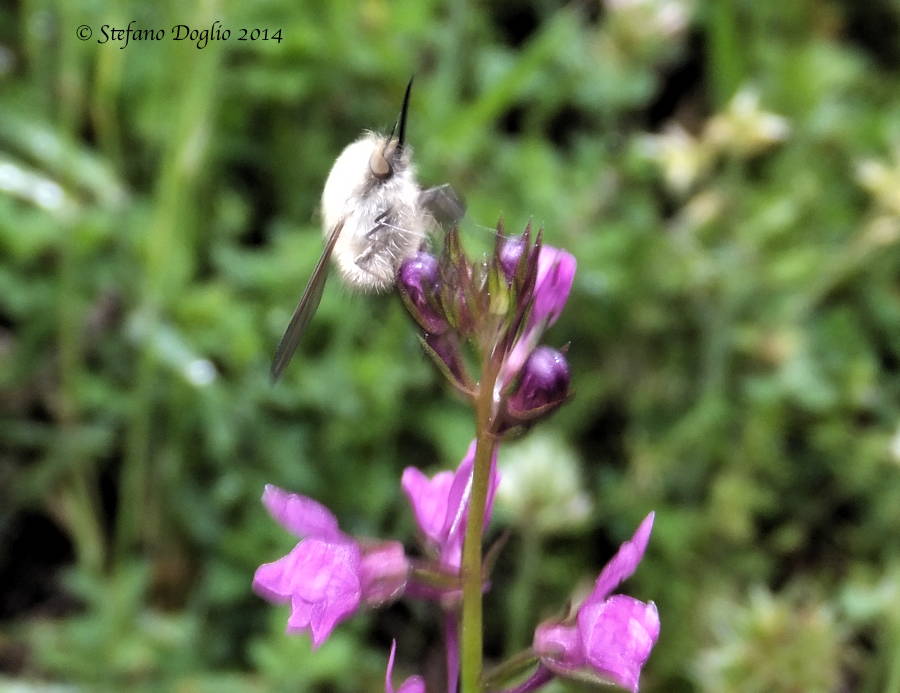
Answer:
[
  {"left": 507, "top": 346, "right": 570, "bottom": 419},
  {"left": 534, "top": 513, "right": 659, "bottom": 692},
  {"left": 397, "top": 252, "right": 448, "bottom": 334},
  {"left": 497, "top": 235, "right": 527, "bottom": 281}
]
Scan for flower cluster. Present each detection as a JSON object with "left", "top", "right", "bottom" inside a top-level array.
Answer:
[
  {"left": 255, "top": 224, "right": 659, "bottom": 692},
  {"left": 255, "top": 477, "right": 657, "bottom": 691},
  {"left": 397, "top": 224, "right": 576, "bottom": 431}
]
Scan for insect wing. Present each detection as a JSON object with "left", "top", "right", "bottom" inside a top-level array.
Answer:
[
  {"left": 419, "top": 184, "right": 466, "bottom": 228},
  {"left": 270, "top": 219, "right": 345, "bottom": 381}
]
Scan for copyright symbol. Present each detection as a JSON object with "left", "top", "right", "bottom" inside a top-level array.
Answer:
[{"left": 76, "top": 24, "right": 92, "bottom": 40}]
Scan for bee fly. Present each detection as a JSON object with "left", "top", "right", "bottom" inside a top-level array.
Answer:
[{"left": 270, "top": 78, "right": 465, "bottom": 380}]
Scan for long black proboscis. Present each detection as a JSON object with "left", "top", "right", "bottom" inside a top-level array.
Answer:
[{"left": 397, "top": 76, "right": 414, "bottom": 150}]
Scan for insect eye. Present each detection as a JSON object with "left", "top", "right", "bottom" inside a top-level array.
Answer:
[{"left": 369, "top": 149, "right": 393, "bottom": 179}]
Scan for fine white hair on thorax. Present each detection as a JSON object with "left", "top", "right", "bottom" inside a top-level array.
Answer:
[{"left": 320, "top": 132, "right": 425, "bottom": 293}]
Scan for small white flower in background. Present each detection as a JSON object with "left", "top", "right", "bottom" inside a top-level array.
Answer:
[
  {"left": 185, "top": 359, "right": 217, "bottom": 387},
  {"left": 705, "top": 88, "right": 791, "bottom": 157},
  {"left": 642, "top": 87, "right": 789, "bottom": 194},
  {"left": 674, "top": 189, "right": 726, "bottom": 230},
  {"left": 889, "top": 425, "right": 900, "bottom": 465},
  {"left": 855, "top": 148, "right": 900, "bottom": 252},
  {"left": 640, "top": 125, "right": 713, "bottom": 195},
  {"left": 497, "top": 432, "right": 593, "bottom": 534},
  {"left": 856, "top": 149, "right": 900, "bottom": 217},
  {"left": 605, "top": 0, "right": 691, "bottom": 41},
  {"left": 861, "top": 215, "right": 900, "bottom": 249}
]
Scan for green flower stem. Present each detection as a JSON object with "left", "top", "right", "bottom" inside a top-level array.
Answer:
[
  {"left": 482, "top": 648, "right": 539, "bottom": 691},
  {"left": 460, "top": 359, "right": 500, "bottom": 692},
  {"left": 707, "top": 0, "right": 742, "bottom": 106},
  {"left": 411, "top": 565, "right": 464, "bottom": 590},
  {"left": 54, "top": 3, "right": 104, "bottom": 576}
]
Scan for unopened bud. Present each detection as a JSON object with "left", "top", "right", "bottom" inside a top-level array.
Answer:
[
  {"left": 507, "top": 346, "right": 570, "bottom": 420},
  {"left": 497, "top": 235, "right": 527, "bottom": 282},
  {"left": 397, "top": 252, "right": 448, "bottom": 334}
]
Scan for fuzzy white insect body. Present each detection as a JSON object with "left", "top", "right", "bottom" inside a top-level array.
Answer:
[
  {"left": 271, "top": 78, "right": 465, "bottom": 380},
  {"left": 321, "top": 133, "right": 424, "bottom": 292}
]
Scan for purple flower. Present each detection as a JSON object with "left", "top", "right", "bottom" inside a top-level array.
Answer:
[
  {"left": 385, "top": 640, "right": 426, "bottom": 693},
  {"left": 253, "top": 484, "right": 410, "bottom": 647},
  {"left": 499, "top": 246, "right": 576, "bottom": 391},
  {"left": 533, "top": 513, "right": 659, "bottom": 692},
  {"left": 506, "top": 346, "right": 571, "bottom": 421},
  {"left": 531, "top": 245, "right": 577, "bottom": 330},
  {"left": 397, "top": 252, "right": 448, "bottom": 335},
  {"left": 402, "top": 440, "right": 500, "bottom": 571}
]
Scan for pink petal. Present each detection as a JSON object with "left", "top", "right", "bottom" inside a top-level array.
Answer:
[
  {"left": 442, "top": 441, "right": 478, "bottom": 543},
  {"left": 385, "top": 640, "right": 426, "bottom": 693},
  {"left": 533, "top": 621, "right": 584, "bottom": 676},
  {"left": 253, "top": 543, "right": 308, "bottom": 603},
  {"left": 262, "top": 484, "right": 343, "bottom": 540},
  {"left": 397, "top": 677, "right": 427, "bottom": 693},
  {"left": 282, "top": 541, "right": 363, "bottom": 647},
  {"left": 253, "top": 539, "right": 361, "bottom": 603},
  {"left": 359, "top": 541, "right": 410, "bottom": 605},
  {"left": 385, "top": 640, "right": 399, "bottom": 693},
  {"left": 402, "top": 467, "right": 455, "bottom": 545},
  {"left": 287, "top": 590, "right": 358, "bottom": 648},
  {"left": 533, "top": 246, "right": 577, "bottom": 328},
  {"left": 591, "top": 513, "right": 655, "bottom": 602},
  {"left": 499, "top": 246, "right": 577, "bottom": 386},
  {"left": 578, "top": 595, "right": 660, "bottom": 693},
  {"left": 441, "top": 440, "right": 500, "bottom": 570},
  {"left": 286, "top": 595, "right": 313, "bottom": 631}
]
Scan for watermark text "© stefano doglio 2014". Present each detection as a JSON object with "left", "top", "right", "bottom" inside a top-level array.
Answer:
[{"left": 75, "top": 21, "right": 281, "bottom": 49}]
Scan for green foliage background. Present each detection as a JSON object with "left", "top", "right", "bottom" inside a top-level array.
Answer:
[{"left": 2, "top": 0, "right": 900, "bottom": 691}]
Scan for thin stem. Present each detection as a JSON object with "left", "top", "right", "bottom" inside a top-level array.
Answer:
[
  {"left": 53, "top": 0, "right": 104, "bottom": 576},
  {"left": 483, "top": 649, "right": 539, "bottom": 691},
  {"left": 497, "top": 665, "right": 553, "bottom": 693},
  {"left": 460, "top": 359, "right": 499, "bottom": 692},
  {"left": 883, "top": 606, "right": 900, "bottom": 693},
  {"left": 445, "top": 612, "right": 460, "bottom": 693},
  {"left": 410, "top": 564, "right": 464, "bottom": 590},
  {"left": 706, "top": 0, "right": 741, "bottom": 106}
]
